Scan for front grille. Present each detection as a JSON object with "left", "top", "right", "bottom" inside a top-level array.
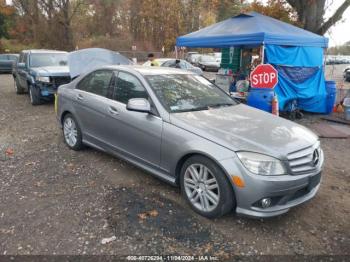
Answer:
[
  {"left": 287, "top": 143, "right": 321, "bottom": 175},
  {"left": 52, "top": 76, "right": 71, "bottom": 88}
]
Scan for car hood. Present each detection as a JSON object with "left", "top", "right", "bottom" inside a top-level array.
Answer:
[
  {"left": 170, "top": 104, "right": 318, "bottom": 159},
  {"left": 31, "top": 66, "right": 70, "bottom": 77}
]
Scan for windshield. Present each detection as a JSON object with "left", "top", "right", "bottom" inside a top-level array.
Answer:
[
  {"left": 8, "top": 55, "right": 18, "bottom": 61},
  {"left": 30, "top": 53, "right": 68, "bottom": 67},
  {"left": 146, "top": 74, "right": 236, "bottom": 113}
]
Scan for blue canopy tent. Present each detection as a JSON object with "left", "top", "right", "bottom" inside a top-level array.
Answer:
[{"left": 176, "top": 12, "right": 330, "bottom": 113}]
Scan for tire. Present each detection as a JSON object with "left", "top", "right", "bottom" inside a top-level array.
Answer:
[
  {"left": 180, "top": 155, "right": 235, "bottom": 218},
  {"left": 62, "top": 113, "right": 83, "bottom": 151},
  {"left": 29, "top": 85, "right": 42, "bottom": 105},
  {"left": 14, "top": 78, "right": 25, "bottom": 94}
]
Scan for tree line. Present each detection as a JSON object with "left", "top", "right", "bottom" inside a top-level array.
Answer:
[{"left": 0, "top": 0, "right": 349, "bottom": 53}]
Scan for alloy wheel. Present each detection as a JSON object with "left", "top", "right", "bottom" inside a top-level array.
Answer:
[
  {"left": 183, "top": 163, "right": 220, "bottom": 212},
  {"left": 63, "top": 117, "right": 78, "bottom": 147}
]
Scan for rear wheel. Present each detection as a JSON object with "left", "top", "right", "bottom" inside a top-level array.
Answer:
[
  {"left": 63, "top": 114, "right": 83, "bottom": 151},
  {"left": 29, "top": 85, "right": 42, "bottom": 105},
  {"left": 180, "top": 155, "right": 235, "bottom": 218}
]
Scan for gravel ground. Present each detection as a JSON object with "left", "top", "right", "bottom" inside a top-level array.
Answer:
[{"left": 0, "top": 73, "right": 349, "bottom": 258}]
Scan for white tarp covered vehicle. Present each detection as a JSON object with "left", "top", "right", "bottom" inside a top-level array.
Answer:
[{"left": 68, "top": 48, "right": 133, "bottom": 79}]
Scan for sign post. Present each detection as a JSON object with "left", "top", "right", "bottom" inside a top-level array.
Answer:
[{"left": 250, "top": 64, "right": 278, "bottom": 89}]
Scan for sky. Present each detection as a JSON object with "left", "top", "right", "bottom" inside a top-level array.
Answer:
[
  {"left": 324, "top": 0, "right": 350, "bottom": 46},
  {"left": 5, "top": 0, "right": 350, "bottom": 47}
]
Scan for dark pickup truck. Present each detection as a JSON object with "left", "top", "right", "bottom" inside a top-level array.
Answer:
[
  {"left": 0, "top": 54, "right": 19, "bottom": 73},
  {"left": 12, "top": 49, "right": 71, "bottom": 105}
]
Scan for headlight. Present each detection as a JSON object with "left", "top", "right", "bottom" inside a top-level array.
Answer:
[
  {"left": 237, "top": 152, "right": 286, "bottom": 176},
  {"left": 36, "top": 76, "right": 50, "bottom": 83}
]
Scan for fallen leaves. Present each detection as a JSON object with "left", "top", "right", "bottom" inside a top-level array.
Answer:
[
  {"left": 5, "top": 148, "right": 14, "bottom": 156},
  {"left": 137, "top": 209, "right": 159, "bottom": 220}
]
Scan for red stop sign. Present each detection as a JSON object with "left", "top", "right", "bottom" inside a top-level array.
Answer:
[{"left": 250, "top": 64, "right": 278, "bottom": 89}]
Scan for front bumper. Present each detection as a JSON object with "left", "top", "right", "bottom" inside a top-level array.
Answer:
[
  {"left": 36, "top": 76, "right": 71, "bottom": 97},
  {"left": 235, "top": 174, "right": 321, "bottom": 218},
  {"left": 35, "top": 83, "right": 57, "bottom": 97},
  {"left": 219, "top": 155, "right": 323, "bottom": 218}
]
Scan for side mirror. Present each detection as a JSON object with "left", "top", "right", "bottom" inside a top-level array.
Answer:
[
  {"left": 18, "top": 62, "right": 26, "bottom": 69},
  {"left": 126, "top": 98, "right": 151, "bottom": 113}
]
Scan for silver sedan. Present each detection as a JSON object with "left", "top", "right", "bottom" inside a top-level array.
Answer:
[{"left": 56, "top": 66, "right": 323, "bottom": 218}]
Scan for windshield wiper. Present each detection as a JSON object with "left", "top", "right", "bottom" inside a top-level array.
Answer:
[
  {"left": 207, "top": 103, "right": 234, "bottom": 108},
  {"left": 175, "top": 106, "right": 209, "bottom": 113}
]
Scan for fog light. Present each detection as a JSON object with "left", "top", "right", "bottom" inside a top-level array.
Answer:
[{"left": 261, "top": 198, "right": 271, "bottom": 208}]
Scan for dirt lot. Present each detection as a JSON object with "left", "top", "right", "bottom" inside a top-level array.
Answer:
[{"left": 0, "top": 73, "right": 349, "bottom": 258}]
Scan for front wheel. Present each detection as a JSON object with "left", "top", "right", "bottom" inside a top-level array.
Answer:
[
  {"left": 180, "top": 155, "right": 235, "bottom": 218},
  {"left": 29, "top": 85, "right": 42, "bottom": 105},
  {"left": 63, "top": 114, "right": 83, "bottom": 151}
]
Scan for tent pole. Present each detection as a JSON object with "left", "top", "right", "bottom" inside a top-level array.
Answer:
[
  {"left": 175, "top": 46, "right": 178, "bottom": 59},
  {"left": 261, "top": 43, "right": 265, "bottom": 64}
]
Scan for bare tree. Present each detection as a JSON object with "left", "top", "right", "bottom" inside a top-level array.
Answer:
[
  {"left": 286, "top": 0, "right": 350, "bottom": 35},
  {"left": 52, "top": 0, "right": 85, "bottom": 50}
]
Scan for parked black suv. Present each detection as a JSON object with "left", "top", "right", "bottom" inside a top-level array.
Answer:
[{"left": 12, "top": 50, "right": 71, "bottom": 105}]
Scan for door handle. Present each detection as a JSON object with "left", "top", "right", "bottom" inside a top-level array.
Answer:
[
  {"left": 108, "top": 106, "right": 119, "bottom": 115},
  {"left": 76, "top": 94, "right": 84, "bottom": 101}
]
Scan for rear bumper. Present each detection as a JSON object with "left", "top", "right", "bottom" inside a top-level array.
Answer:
[{"left": 0, "top": 68, "right": 12, "bottom": 73}]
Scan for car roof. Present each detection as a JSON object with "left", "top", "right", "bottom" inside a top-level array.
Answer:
[
  {"left": 22, "top": 49, "right": 68, "bottom": 54},
  {"left": 103, "top": 65, "right": 194, "bottom": 75}
]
